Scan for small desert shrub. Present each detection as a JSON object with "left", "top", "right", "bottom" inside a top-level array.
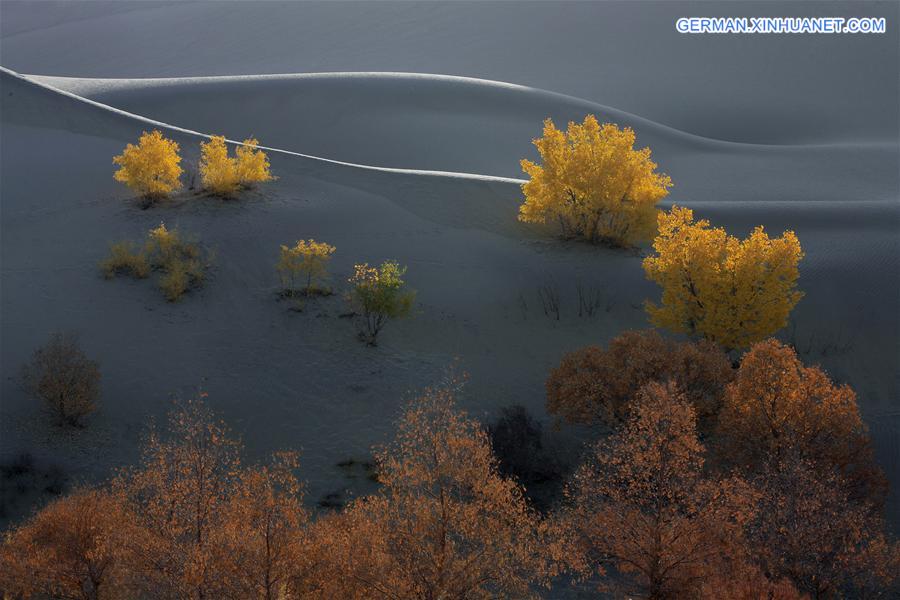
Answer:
[
  {"left": 21, "top": 332, "right": 100, "bottom": 427},
  {"left": 277, "top": 239, "right": 336, "bottom": 297},
  {"left": 200, "top": 135, "right": 273, "bottom": 197},
  {"left": 101, "top": 223, "right": 209, "bottom": 302},
  {"left": 144, "top": 223, "right": 207, "bottom": 301},
  {"left": 158, "top": 259, "right": 189, "bottom": 302},
  {"left": 100, "top": 241, "right": 150, "bottom": 279},
  {"left": 643, "top": 206, "right": 804, "bottom": 351},
  {"left": 113, "top": 130, "right": 183, "bottom": 200},
  {"left": 348, "top": 260, "right": 415, "bottom": 345},
  {"left": 200, "top": 135, "right": 239, "bottom": 196},
  {"left": 235, "top": 138, "right": 274, "bottom": 186},
  {"left": 518, "top": 115, "right": 671, "bottom": 246}
]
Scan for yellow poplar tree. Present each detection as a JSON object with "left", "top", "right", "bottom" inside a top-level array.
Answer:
[
  {"left": 235, "top": 138, "right": 274, "bottom": 186},
  {"left": 276, "top": 239, "right": 336, "bottom": 296},
  {"left": 518, "top": 115, "right": 672, "bottom": 246},
  {"left": 113, "top": 130, "right": 182, "bottom": 199},
  {"left": 642, "top": 206, "right": 803, "bottom": 350},
  {"left": 200, "top": 135, "right": 239, "bottom": 196}
]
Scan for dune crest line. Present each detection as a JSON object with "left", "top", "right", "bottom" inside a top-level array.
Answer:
[
  {"left": 2, "top": 67, "right": 527, "bottom": 185},
  {"left": 23, "top": 69, "right": 887, "bottom": 153}
]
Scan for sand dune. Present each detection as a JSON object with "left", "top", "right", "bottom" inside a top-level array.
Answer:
[
  {"left": 2, "top": 1, "right": 896, "bottom": 145},
  {"left": 34, "top": 71, "right": 712, "bottom": 177},
  {"left": 27, "top": 70, "right": 900, "bottom": 205},
  {"left": 1, "top": 60, "right": 898, "bottom": 536}
]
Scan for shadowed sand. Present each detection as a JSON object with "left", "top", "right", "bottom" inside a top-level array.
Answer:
[
  {"left": 0, "top": 64, "right": 900, "bottom": 522},
  {"left": 1, "top": 62, "right": 898, "bottom": 535}
]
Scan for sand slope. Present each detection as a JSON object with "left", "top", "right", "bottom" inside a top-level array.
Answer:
[
  {"left": 2, "top": 1, "right": 897, "bottom": 145},
  {"left": 30, "top": 72, "right": 900, "bottom": 202}
]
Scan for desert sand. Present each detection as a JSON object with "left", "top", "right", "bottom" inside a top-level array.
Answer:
[{"left": 1, "top": 1, "right": 898, "bottom": 538}]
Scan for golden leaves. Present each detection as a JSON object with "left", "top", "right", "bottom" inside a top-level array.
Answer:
[
  {"left": 113, "top": 129, "right": 183, "bottom": 199},
  {"left": 643, "top": 206, "right": 804, "bottom": 349},
  {"left": 518, "top": 115, "right": 672, "bottom": 246},
  {"left": 200, "top": 135, "right": 274, "bottom": 197},
  {"left": 315, "top": 382, "right": 548, "bottom": 599},
  {"left": 277, "top": 239, "right": 336, "bottom": 296}
]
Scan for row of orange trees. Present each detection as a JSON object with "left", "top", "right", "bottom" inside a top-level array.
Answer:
[{"left": 2, "top": 334, "right": 898, "bottom": 598}]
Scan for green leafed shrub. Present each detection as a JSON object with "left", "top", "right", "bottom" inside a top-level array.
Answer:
[{"left": 348, "top": 260, "right": 415, "bottom": 345}]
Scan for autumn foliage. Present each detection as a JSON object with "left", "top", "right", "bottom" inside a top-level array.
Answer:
[
  {"left": 199, "top": 135, "right": 238, "bottom": 195},
  {"left": 348, "top": 260, "right": 415, "bottom": 345},
  {"left": 717, "top": 338, "right": 887, "bottom": 505},
  {"left": 546, "top": 329, "right": 733, "bottom": 432},
  {"left": 2, "top": 354, "right": 897, "bottom": 598},
  {"left": 234, "top": 138, "right": 273, "bottom": 186},
  {"left": 643, "top": 206, "right": 804, "bottom": 350},
  {"left": 0, "top": 488, "right": 131, "bottom": 599},
  {"left": 111, "top": 397, "right": 311, "bottom": 599},
  {"left": 200, "top": 135, "right": 273, "bottom": 196},
  {"left": 747, "top": 456, "right": 899, "bottom": 598},
  {"left": 518, "top": 115, "right": 672, "bottom": 246},
  {"left": 113, "top": 130, "right": 183, "bottom": 199},
  {"left": 102, "top": 222, "right": 209, "bottom": 302},
  {"left": 312, "top": 381, "right": 548, "bottom": 598},
  {"left": 276, "top": 239, "right": 336, "bottom": 297},
  {"left": 556, "top": 382, "right": 756, "bottom": 597},
  {"left": 1, "top": 394, "right": 314, "bottom": 600}
]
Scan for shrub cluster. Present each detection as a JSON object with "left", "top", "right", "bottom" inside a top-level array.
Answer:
[
  {"left": 272, "top": 242, "right": 416, "bottom": 343},
  {"left": 3, "top": 363, "right": 897, "bottom": 599},
  {"left": 100, "top": 240, "right": 150, "bottom": 279},
  {"left": 200, "top": 135, "right": 273, "bottom": 197},
  {"left": 112, "top": 130, "right": 273, "bottom": 200},
  {"left": 102, "top": 222, "right": 210, "bottom": 302}
]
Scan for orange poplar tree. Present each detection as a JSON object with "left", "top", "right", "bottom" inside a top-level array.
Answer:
[
  {"left": 747, "top": 456, "right": 900, "bottom": 597},
  {"left": 556, "top": 381, "right": 755, "bottom": 598},
  {"left": 316, "top": 381, "right": 549, "bottom": 599},
  {"left": 0, "top": 488, "right": 133, "bottom": 600},
  {"left": 546, "top": 329, "right": 733, "bottom": 433},
  {"left": 216, "top": 452, "right": 313, "bottom": 599},
  {"left": 716, "top": 338, "right": 886, "bottom": 506}
]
